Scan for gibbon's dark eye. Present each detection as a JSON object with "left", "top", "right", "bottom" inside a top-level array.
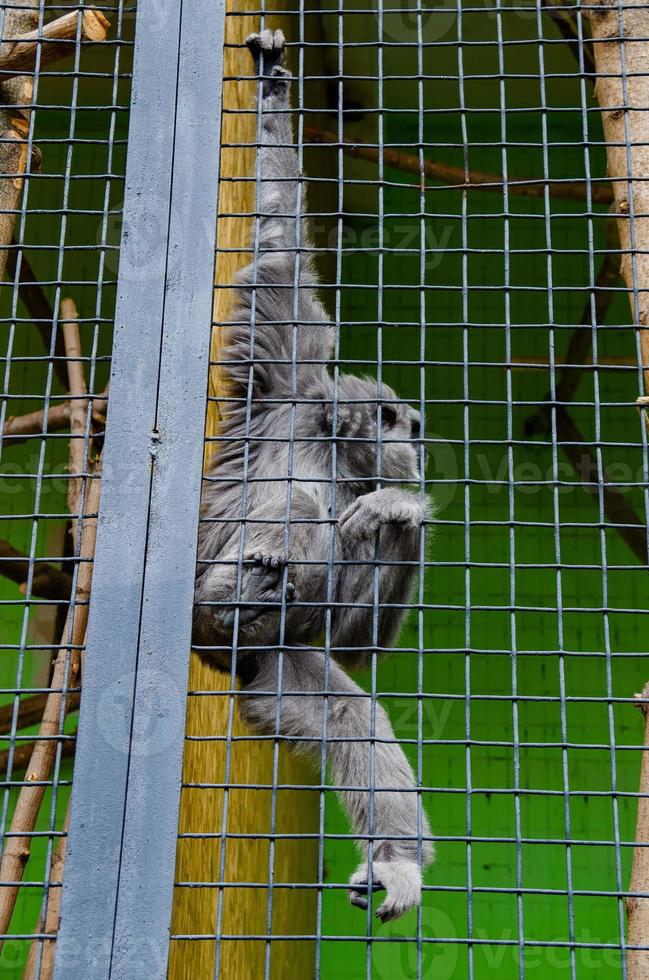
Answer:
[{"left": 381, "top": 405, "right": 397, "bottom": 429}]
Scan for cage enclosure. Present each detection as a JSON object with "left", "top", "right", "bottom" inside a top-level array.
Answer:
[{"left": 0, "top": 0, "right": 648, "bottom": 978}]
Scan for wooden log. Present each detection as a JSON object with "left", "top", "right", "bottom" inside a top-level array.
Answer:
[
  {"left": 168, "top": 5, "right": 320, "bottom": 977},
  {"left": 0, "top": 466, "right": 100, "bottom": 947},
  {"left": 0, "top": 10, "right": 110, "bottom": 79},
  {"left": 22, "top": 801, "right": 71, "bottom": 980},
  {"left": 0, "top": 0, "right": 39, "bottom": 283},
  {"left": 587, "top": 0, "right": 649, "bottom": 400},
  {"left": 60, "top": 298, "right": 88, "bottom": 535},
  {"left": 2, "top": 401, "right": 71, "bottom": 443},
  {"left": 627, "top": 683, "right": 649, "bottom": 979}
]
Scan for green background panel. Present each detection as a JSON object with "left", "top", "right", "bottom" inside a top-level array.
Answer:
[{"left": 1, "top": 5, "right": 648, "bottom": 978}]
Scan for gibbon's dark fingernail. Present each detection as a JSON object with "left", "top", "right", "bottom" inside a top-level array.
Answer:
[{"left": 349, "top": 893, "right": 368, "bottom": 910}]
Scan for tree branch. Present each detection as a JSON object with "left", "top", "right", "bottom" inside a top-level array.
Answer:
[
  {"left": 4, "top": 246, "right": 68, "bottom": 389},
  {"left": 541, "top": 0, "right": 597, "bottom": 81},
  {"left": 303, "top": 128, "right": 614, "bottom": 204},
  {"left": 22, "top": 800, "right": 71, "bottom": 980},
  {"left": 0, "top": 692, "right": 79, "bottom": 737},
  {"left": 0, "top": 540, "right": 72, "bottom": 601},
  {"left": 553, "top": 407, "right": 648, "bottom": 566},
  {"left": 0, "top": 732, "right": 75, "bottom": 777},
  {"left": 526, "top": 217, "right": 621, "bottom": 436},
  {"left": 2, "top": 401, "right": 70, "bottom": 443},
  {"left": 0, "top": 10, "right": 110, "bottom": 80},
  {"left": 0, "top": 464, "right": 100, "bottom": 945},
  {"left": 0, "top": 0, "right": 38, "bottom": 283},
  {"left": 60, "top": 298, "right": 88, "bottom": 536},
  {"left": 2, "top": 383, "right": 108, "bottom": 447}
]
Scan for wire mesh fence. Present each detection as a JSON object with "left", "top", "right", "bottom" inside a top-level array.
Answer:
[
  {"left": 179, "top": 2, "right": 649, "bottom": 979},
  {"left": 0, "top": 1, "right": 133, "bottom": 974},
  {"left": 0, "top": 0, "right": 648, "bottom": 978}
]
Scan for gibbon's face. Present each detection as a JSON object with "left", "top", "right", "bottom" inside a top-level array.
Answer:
[
  {"left": 379, "top": 391, "right": 423, "bottom": 483},
  {"left": 336, "top": 375, "right": 423, "bottom": 485}
]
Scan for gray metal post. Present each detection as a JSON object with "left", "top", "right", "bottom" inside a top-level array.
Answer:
[{"left": 53, "top": 0, "right": 226, "bottom": 977}]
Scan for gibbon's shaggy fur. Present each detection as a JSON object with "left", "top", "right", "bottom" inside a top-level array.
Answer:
[{"left": 193, "top": 29, "right": 433, "bottom": 921}]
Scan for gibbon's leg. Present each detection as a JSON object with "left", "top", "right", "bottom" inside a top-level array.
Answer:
[
  {"left": 239, "top": 648, "right": 433, "bottom": 922},
  {"left": 192, "top": 487, "right": 328, "bottom": 657},
  {"left": 334, "top": 489, "right": 430, "bottom": 654}
]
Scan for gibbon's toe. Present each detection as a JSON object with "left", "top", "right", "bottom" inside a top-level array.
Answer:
[{"left": 348, "top": 860, "right": 422, "bottom": 923}]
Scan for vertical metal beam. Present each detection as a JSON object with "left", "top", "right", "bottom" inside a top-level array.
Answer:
[{"left": 53, "top": 0, "right": 225, "bottom": 977}]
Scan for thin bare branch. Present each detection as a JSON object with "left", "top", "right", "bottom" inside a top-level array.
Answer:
[
  {"left": 0, "top": 733, "right": 75, "bottom": 777},
  {"left": 304, "top": 127, "right": 614, "bottom": 204},
  {"left": 0, "top": 692, "right": 79, "bottom": 737},
  {"left": 5, "top": 246, "right": 68, "bottom": 388},
  {"left": 0, "top": 540, "right": 72, "bottom": 601}
]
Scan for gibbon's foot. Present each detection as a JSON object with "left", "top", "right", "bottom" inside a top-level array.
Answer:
[
  {"left": 338, "top": 490, "right": 425, "bottom": 541},
  {"left": 348, "top": 860, "right": 422, "bottom": 923},
  {"left": 246, "top": 29, "right": 290, "bottom": 98},
  {"left": 222, "top": 553, "right": 295, "bottom": 628}
]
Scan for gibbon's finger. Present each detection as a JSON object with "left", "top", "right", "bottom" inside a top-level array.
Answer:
[
  {"left": 348, "top": 890, "right": 368, "bottom": 911},
  {"left": 337, "top": 499, "right": 361, "bottom": 528}
]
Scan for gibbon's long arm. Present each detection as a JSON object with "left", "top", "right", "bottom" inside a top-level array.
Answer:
[{"left": 224, "top": 29, "right": 333, "bottom": 402}]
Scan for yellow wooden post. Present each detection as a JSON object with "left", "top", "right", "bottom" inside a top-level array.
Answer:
[{"left": 169, "top": 5, "right": 319, "bottom": 977}]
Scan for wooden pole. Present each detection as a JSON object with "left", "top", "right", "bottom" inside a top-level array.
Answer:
[
  {"left": 0, "top": 464, "right": 99, "bottom": 946},
  {"left": 60, "top": 298, "right": 88, "bottom": 538},
  {"left": 627, "top": 683, "right": 649, "bottom": 979},
  {"left": 587, "top": 0, "right": 649, "bottom": 399},
  {"left": 168, "top": 5, "right": 320, "bottom": 977},
  {"left": 0, "top": 0, "right": 39, "bottom": 283},
  {"left": 22, "top": 803, "right": 71, "bottom": 980}
]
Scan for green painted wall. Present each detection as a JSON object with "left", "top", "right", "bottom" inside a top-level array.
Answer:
[
  {"left": 317, "top": 109, "right": 647, "bottom": 980},
  {"left": 1, "top": 6, "right": 647, "bottom": 978}
]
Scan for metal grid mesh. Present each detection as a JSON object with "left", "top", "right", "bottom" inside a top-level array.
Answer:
[
  {"left": 181, "top": 3, "right": 649, "bottom": 979},
  {"left": 0, "top": 1, "right": 133, "bottom": 972}
]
